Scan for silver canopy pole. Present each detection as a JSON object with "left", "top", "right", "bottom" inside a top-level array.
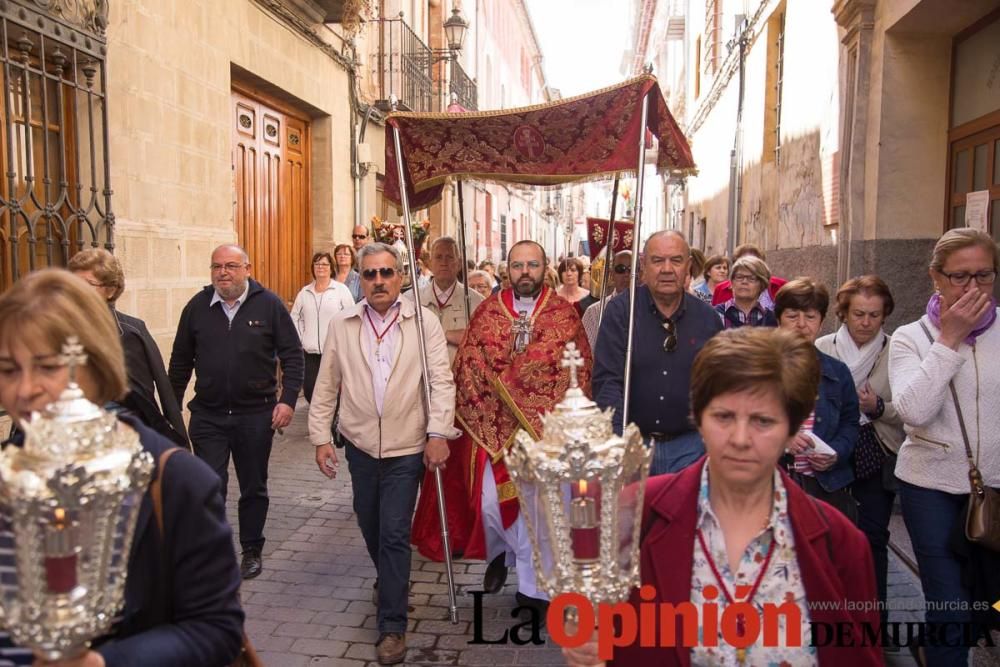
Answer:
[
  {"left": 389, "top": 119, "right": 460, "bottom": 624},
  {"left": 596, "top": 175, "right": 621, "bottom": 328},
  {"left": 456, "top": 179, "right": 472, "bottom": 324},
  {"left": 620, "top": 92, "right": 651, "bottom": 429}
]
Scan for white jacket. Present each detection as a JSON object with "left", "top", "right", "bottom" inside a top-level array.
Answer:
[
  {"left": 290, "top": 281, "right": 355, "bottom": 354},
  {"left": 889, "top": 312, "right": 1000, "bottom": 493}
]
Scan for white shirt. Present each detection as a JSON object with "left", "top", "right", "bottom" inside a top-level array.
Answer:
[
  {"left": 513, "top": 292, "right": 539, "bottom": 316},
  {"left": 210, "top": 282, "right": 250, "bottom": 323},
  {"left": 361, "top": 299, "right": 402, "bottom": 416}
]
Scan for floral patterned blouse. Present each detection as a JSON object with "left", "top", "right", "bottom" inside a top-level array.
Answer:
[{"left": 689, "top": 464, "right": 816, "bottom": 666}]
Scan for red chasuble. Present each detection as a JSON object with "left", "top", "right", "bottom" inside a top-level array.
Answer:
[{"left": 411, "top": 286, "right": 593, "bottom": 561}]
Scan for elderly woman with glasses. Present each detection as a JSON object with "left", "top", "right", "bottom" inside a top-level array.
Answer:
[
  {"left": 565, "top": 327, "right": 880, "bottom": 666},
  {"left": 889, "top": 228, "right": 1000, "bottom": 666},
  {"left": 291, "top": 252, "right": 356, "bottom": 404},
  {"left": 715, "top": 256, "right": 778, "bottom": 328},
  {"left": 333, "top": 243, "right": 362, "bottom": 302}
]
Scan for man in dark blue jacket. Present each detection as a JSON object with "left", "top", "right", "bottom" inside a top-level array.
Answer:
[{"left": 169, "top": 244, "right": 303, "bottom": 579}]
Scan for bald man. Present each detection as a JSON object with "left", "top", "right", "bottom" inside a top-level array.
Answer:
[{"left": 169, "top": 244, "right": 304, "bottom": 580}]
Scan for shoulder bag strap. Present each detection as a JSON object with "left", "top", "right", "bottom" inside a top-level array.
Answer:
[
  {"left": 151, "top": 448, "right": 183, "bottom": 538},
  {"left": 917, "top": 321, "right": 981, "bottom": 490}
]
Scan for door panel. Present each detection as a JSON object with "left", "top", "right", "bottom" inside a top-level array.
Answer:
[
  {"left": 947, "top": 123, "right": 1000, "bottom": 235},
  {"left": 231, "top": 90, "right": 311, "bottom": 307}
]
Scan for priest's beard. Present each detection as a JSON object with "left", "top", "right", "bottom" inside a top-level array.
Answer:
[{"left": 514, "top": 275, "right": 543, "bottom": 299}]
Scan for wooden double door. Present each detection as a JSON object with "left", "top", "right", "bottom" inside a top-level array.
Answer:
[{"left": 232, "top": 86, "right": 311, "bottom": 307}]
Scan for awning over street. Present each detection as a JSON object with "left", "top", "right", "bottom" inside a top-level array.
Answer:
[{"left": 383, "top": 74, "right": 696, "bottom": 210}]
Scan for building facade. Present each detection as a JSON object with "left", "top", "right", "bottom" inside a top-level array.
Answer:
[{"left": 630, "top": 0, "right": 1000, "bottom": 325}]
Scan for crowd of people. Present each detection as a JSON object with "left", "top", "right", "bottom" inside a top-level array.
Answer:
[{"left": 0, "top": 221, "right": 996, "bottom": 666}]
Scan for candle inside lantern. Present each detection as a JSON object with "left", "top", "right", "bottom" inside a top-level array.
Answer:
[
  {"left": 570, "top": 479, "right": 600, "bottom": 560},
  {"left": 44, "top": 508, "right": 77, "bottom": 594}
]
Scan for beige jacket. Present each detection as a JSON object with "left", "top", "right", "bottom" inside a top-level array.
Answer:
[
  {"left": 307, "top": 297, "right": 457, "bottom": 458},
  {"left": 816, "top": 331, "right": 905, "bottom": 453}
]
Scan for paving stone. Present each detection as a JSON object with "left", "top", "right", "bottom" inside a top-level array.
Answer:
[{"left": 288, "top": 638, "right": 349, "bottom": 658}]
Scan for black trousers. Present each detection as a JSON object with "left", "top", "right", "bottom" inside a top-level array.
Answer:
[
  {"left": 189, "top": 409, "right": 274, "bottom": 551},
  {"left": 303, "top": 352, "right": 322, "bottom": 403}
]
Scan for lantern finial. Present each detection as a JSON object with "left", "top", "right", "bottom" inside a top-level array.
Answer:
[
  {"left": 561, "top": 342, "right": 584, "bottom": 389},
  {"left": 57, "top": 336, "right": 87, "bottom": 387}
]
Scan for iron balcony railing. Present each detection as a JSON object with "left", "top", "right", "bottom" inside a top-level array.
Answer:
[
  {"left": 374, "top": 15, "right": 436, "bottom": 113},
  {"left": 449, "top": 58, "right": 477, "bottom": 111}
]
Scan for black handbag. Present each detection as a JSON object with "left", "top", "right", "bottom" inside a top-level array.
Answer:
[{"left": 852, "top": 423, "right": 886, "bottom": 481}]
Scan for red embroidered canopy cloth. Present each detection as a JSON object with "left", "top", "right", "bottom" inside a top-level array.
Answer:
[{"left": 383, "top": 75, "right": 696, "bottom": 210}]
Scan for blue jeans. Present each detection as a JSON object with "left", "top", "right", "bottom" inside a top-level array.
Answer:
[
  {"left": 649, "top": 431, "right": 705, "bottom": 476},
  {"left": 898, "top": 480, "right": 971, "bottom": 666},
  {"left": 344, "top": 443, "right": 424, "bottom": 635}
]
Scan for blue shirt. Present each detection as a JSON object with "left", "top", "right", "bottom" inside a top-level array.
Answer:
[
  {"left": 209, "top": 281, "right": 250, "bottom": 323},
  {"left": 593, "top": 287, "right": 723, "bottom": 437}
]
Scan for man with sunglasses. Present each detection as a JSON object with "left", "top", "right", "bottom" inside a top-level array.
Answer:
[
  {"left": 582, "top": 250, "right": 633, "bottom": 349},
  {"left": 308, "top": 242, "right": 455, "bottom": 665},
  {"left": 352, "top": 224, "right": 372, "bottom": 251},
  {"left": 592, "top": 231, "right": 723, "bottom": 476},
  {"left": 412, "top": 240, "right": 592, "bottom": 618},
  {"left": 169, "top": 244, "right": 304, "bottom": 581}
]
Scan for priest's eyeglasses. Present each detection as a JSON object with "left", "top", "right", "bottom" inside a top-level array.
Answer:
[
  {"left": 662, "top": 319, "right": 677, "bottom": 353},
  {"left": 361, "top": 267, "right": 397, "bottom": 280},
  {"left": 938, "top": 269, "right": 997, "bottom": 286}
]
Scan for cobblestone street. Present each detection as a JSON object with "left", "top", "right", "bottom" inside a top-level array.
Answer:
[{"left": 223, "top": 400, "right": 930, "bottom": 666}]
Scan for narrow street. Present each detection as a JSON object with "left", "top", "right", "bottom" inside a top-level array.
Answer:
[{"left": 225, "top": 400, "right": 927, "bottom": 666}]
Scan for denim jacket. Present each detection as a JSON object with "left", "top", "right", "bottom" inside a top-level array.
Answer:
[{"left": 812, "top": 350, "right": 860, "bottom": 492}]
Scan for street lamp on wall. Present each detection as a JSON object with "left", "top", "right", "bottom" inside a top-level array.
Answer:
[{"left": 443, "top": 7, "right": 468, "bottom": 52}]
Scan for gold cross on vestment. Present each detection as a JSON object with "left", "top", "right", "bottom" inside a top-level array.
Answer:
[
  {"left": 561, "top": 342, "right": 584, "bottom": 388},
  {"left": 511, "top": 311, "right": 533, "bottom": 353}
]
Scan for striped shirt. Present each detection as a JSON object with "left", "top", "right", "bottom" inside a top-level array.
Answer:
[{"left": 793, "top": 410, "right": 817, "bottom": 476}]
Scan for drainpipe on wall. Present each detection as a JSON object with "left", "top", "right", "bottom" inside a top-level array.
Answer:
[{"left": 725, "top": 18, "right": 749, "bottom": 256}]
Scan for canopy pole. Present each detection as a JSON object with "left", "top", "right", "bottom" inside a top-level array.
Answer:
[
  {"left": 596, "top": 175, "right": 621, "bottom": 329},
  {"left": 389, "top": 120, "right": 460, "bottom": 624},
  {"left": 456, "top": 179, "right": 472, "bottom": 324},
  {"left": 621, "top": 92, "right": 651, "bottom": 429}
]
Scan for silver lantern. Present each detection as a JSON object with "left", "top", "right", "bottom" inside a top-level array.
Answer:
[
  {"left": 505, "top": 342, "right": 651, "bottom": 607},
  {"left": 0, "top": 337, "right": 154, "bottom": 660}
]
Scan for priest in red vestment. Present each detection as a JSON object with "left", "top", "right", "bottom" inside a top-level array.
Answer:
[{"left": 411, "top": 240, "right": 592, "bottom": 610}]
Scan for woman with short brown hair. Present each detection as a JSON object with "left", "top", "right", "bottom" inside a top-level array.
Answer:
[
  {"left": 564, "top": 328, "right": 880, "bottom": 666},
  {"left": 556, "top": 257, "right": 589, "bottom": 304},
  {"left": 816, "top": 275, "right": 903, "bottom": 641}
]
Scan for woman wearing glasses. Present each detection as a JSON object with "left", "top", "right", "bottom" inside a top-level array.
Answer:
[
  {"left": 291, "top": 252, "right": 356, "bottom": 403},
  {"left": 715, "top": 256, "right": 778, "bottom": 328},
  {"left": 889, "top": 228, "right": 1000, "bottom": 667},
  {"left": 333, "top": 243, "right": 362, "bottom": 302},
  {"left": 694, "top": 254, "right": 729, "bottom": 304}
]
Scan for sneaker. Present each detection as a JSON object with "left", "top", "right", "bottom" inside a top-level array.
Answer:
[
  {"left": 375, "top": 632, "right": 406, "bottom": 665},
  {"left": 240, "top": 547, "right": 262, "bottom": 580}
]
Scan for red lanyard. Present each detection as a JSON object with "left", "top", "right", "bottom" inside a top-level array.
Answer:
[
  {"left": 432, "top": 283, "right": 454, "bottom": 309},
  {"left": 365, "top": 308, "right": 400, "bottom": 345},
  {"left": 695, "top": 526, "right": 777, "bottom": 651}
]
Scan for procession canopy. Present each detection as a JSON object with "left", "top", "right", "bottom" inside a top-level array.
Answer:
[{"left": 384, "top": 75, "right": 696, "bottom": 210}]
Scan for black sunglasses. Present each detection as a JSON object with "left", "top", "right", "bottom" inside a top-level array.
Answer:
[
  {"left": 352, "top": 234, "right": 368, "bottom": 240},
  {"left": 361, "top": 267, "right": 397, "bottom": 280},
  {"left": 662, "top": 319, "right": 677, "bottom": 353},
  {"left": 613, "top": 264, "right": 631, "bottom": 274}
]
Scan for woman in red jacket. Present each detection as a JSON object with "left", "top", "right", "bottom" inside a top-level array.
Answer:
[{"left": 563, "top": 327, "right": 882, "bottom": 666}]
